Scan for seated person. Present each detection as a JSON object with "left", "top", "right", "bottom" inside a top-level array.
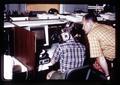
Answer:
[
  {"left": 48, "top": 8, "right": 59, "bottom": 14},
  {"left": 46, "top": 23, "right": 86, "bottom": 80}
]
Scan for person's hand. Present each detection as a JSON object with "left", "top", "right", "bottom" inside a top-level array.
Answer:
[
  {"left": 46, "top": 71, "right": 56, "bottom": 80},
  {"left": 93, "top": 60, "right": 104, "bottom": 73},
  {"left": 106, "top": 75, "right": 110, "bottom": 80}
]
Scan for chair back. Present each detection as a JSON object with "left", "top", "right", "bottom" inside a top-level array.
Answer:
[
  {"left": 65, "top": 65, "right": 90, "bottom": 80},
  {"left": 65, "top": 65, "right": 107, "bottom": 80}
]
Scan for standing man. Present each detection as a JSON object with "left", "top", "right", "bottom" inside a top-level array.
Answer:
[
  {"left": 82, "top": 13, "right": 115, "bottom": 80},
  {"left": 46, "top": 23, "right": 86, "bottom": 80}
]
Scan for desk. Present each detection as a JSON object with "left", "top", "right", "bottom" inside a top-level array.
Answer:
[
  {"left": 4, "top": 19, "right": 67, "bottom": 28},
  {"left": 4, "top": 19, "right": 63, "bottom": 73},
  {"left": 4, "top": 22, "right": 15, "bottom": 28},
  {"left": 4, "top": 19, "right": 67, "bottom": 46},
  {"left": 12, "top": 19, "right": 67, "bottom": 46},
  {"left": 38, "top": 43, "right": 59, "bottom": 71},
  {"left": 35, "top": 43, "right": 59, "bottom": 80},
  {"left": 12, "top": 19, "right": 67, "bottom": 27}
]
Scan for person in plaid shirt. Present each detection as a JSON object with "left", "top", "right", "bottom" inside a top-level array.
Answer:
[
  {"left": 82, "top": 13, "right": 115, "bottom": 80},
  {"left": 46, "top": 23, "right": 86, "bottom": 80}
]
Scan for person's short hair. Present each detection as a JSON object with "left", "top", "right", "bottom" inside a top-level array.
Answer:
[
  {"left": 70, "top": 23, "right": 86, "bottom": 44},
  {"left": 84, "top": 13, "right": 97, "bottom": 22},
  {"left": 61, "top": 22, "right": 86, "bottom": 44},
  {"left": 48, "top": 8, "right": 59, "bottom": 14}
]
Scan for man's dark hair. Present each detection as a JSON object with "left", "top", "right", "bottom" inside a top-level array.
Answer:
[
  {"left": 70, "top": 23, "right": 86, "bottom": 45},
  {"left": 48, "top": 8, "right": 59, "bottom": 14},
  {"left": 84, "top": 13, "right": 97, "bottom": 22}
]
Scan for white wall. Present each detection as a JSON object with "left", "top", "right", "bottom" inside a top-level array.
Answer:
[
  {"left": 60, "top": 4, "right": 88, "bottom": 14},
  {"left": 5, "top": 4, "right": 88, "bottom": 14},
  {"left": 5, "top": 4, "right": 26, "bottom": 14}
]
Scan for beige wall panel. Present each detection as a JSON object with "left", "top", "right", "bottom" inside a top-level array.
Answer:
[{"left": 26, "top": 4, "right": 60, "bottom": 12}]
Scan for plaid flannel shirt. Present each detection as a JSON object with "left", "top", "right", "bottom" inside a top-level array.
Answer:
[{"left": 52, "top": 39, "right": 86, "bottom": 73}]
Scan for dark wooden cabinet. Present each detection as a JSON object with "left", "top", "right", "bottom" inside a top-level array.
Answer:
[
  {"left": 3, "top": 27, "right": 36, "bottom": 80},
  {"left": 14, "top": 28, "right": 35, "bottom": 71},
  {"left": 7, "top": 27, "right": 36, "bottom": 80}
]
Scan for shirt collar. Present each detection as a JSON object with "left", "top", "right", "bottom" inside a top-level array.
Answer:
[
  {"left": 66, "top": 39, "right": 75, "bottom": 43},
  {"left": 92, "top": 22, "right": 99, "bottom": 30}
]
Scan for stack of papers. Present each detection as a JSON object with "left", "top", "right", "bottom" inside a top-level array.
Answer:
[
  {"left": 97, "top": 17, "right": 104, "bottom": 21},
  {"left": 10, "top": 17, "right": 29, "bottom": 21},
  {"left": 57, "top": 14, "right": 67, "bottom": 19},
  {"left": 65, "top": 15, "right": 83, "bottom": 23},
  {"left": 100, "top": 12, "right": 115, "bottom": 21},
  {"left": 37, "top": 14, "right": 59, "bottom": 19}
]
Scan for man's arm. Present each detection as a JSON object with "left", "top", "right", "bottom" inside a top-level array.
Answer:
[
  {"left": 87, "top": 33, "right": 110, "bottom": 80},
  {"left": 50, "top": 58, "right": 57, "bottom": 65},
  {"left": 96, "top": 56, "right": 110, "bottom": 80},
  {"left": 50, "top": 45, "right": 61, "bottom": 65}
]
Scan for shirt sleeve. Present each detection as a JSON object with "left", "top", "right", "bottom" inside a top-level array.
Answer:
[
  {"left": 51, "top": 45, "right": 62, "bottom": 64},
  {"left": 87, "top": 33, "right": 103, "bottom": 58}
]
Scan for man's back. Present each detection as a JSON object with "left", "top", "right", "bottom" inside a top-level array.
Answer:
[
  {"left": 88, "top": 23, "right": 115, "bottom": 61},
  {"left": 52, "top": 39, "right": 86, "bottom": 73}
]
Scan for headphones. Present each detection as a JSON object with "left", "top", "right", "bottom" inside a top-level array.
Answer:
[
  {"left": 60, "top": 22, "right": 74, "bottom": 41},
  {"left": 61, "top": 32, "right": 70, "bottom": 41}
]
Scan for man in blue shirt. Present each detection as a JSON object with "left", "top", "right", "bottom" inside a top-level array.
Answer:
[{"left": 46, "top": 23, "right": 86, "bottom": 79}]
